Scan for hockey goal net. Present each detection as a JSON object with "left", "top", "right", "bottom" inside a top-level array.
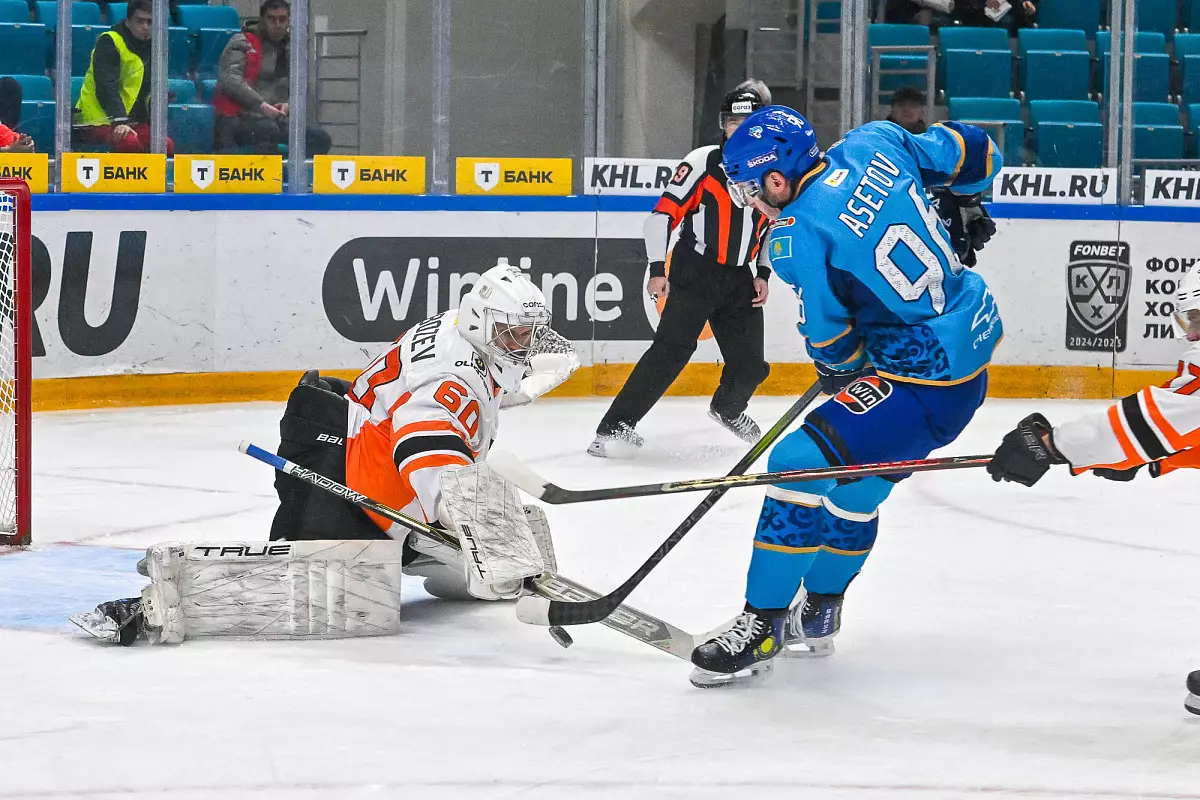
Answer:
[{"left": 0, "top": 179, "right": 31, "bottom": 546}]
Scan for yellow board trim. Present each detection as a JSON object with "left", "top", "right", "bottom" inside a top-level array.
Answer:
[{"left": 28, "top": 363, "right": 1181, "bottom": 412}]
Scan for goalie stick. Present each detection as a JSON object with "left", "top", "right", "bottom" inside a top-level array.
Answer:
[
  {"left": 237, "top": 442, "right": 697, "bottom": 661},
  {"left": 514, "top": 381, "right": 824, "bottom": 629},
  {"left": 490, "top": 451, "right": 993, "bottom": 504}
]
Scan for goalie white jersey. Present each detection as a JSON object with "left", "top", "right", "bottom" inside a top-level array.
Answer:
[
  {"left": 1054, "top": 341, "right": 1200, "bottom": 475},
  {"left": 346, "top": 312, "right": 503, "bottom": 532}
]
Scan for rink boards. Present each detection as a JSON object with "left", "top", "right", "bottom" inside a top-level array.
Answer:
[{"left": 25, "top": 195, "right": 1197, "bottom": 409}]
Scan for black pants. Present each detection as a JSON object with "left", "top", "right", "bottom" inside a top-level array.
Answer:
[
  {"left": 215, "top": 115, "right": 334, "bottom": 157},
  {"left": 270, "top": 371, "right": 387, "bottom": 542},
  {"left": 599, "top": 247, "right": 769, "bottom": 429}
]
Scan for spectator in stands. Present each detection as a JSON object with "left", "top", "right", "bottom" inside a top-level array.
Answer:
[
  {"left": 72, "top": 0, "right": 174, "bottom": 155},
  {"left": 884, "top": 0, "right": 953, "bottom": 25},
  {"left": 886, "top": 86, "right": 927, "bottom": 134},
  {"left": 0, "top": 78, "right": 20, "bottom": 129},
  {"left": 211, "top": 0, "right": 333, "bottom": 156},
  {"left": 954, "top": 0, "right": 1038, "bottom": 32}
]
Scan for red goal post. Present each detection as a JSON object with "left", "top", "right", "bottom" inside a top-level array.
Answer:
[{"left": 0, "top": 179, "right": 31, "bottom": 546}]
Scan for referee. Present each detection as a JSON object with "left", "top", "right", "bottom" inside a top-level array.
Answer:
[{"left": 589, "top": 80, "right": 773, "bottom": 457}]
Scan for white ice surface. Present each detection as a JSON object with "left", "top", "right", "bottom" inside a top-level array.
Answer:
[{"left": 2, "top": 396, "right": 1200, "bottom": 800}]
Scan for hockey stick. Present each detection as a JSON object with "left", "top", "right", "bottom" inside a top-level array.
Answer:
[
  {"left": 490, "top": 451, "right": 993, "bottom": 504},
  {"left": 515, "top": 381, "right": 824, "bottom": 629},
  {"left": 237, "top": 441, "right": 697, "bottom": 661}
]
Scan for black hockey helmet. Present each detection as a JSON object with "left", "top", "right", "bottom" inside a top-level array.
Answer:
[{"left": 719, "top": 80, "right": 772, "bottom": 139}]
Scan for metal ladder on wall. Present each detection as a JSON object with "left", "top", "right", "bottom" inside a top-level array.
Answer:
[
  {"left": 743, "top": 0, "right": 843, "bottom": 147},
  {"left": 314, "top": 29, "right": 367, "bottom": 154}
]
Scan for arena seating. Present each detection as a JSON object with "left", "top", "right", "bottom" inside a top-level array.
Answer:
[
  {"left": 0, "top": 1, "right": 240, "bottom": 152},
  {"left": 871, "top": 1, "right": 1200, "bottom": 167}
]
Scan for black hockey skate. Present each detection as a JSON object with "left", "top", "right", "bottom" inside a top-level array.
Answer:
[
  {"left": 689, "top": 605, "right": 787, "bottom": 688},
  {"left": 69, "top": 597, "right": 145, "bottom": 646},
  {"left": 708, "top": 407, "right": 761, "bottom": 443},
  {"left": 587, "top": 421, "right": 645, "bottom": 457},
  {"left": 1186, "top": 671, "right": 1200, "bottom": 716},
  {"left": 782, "top": 590, "right": 843, "bottom": 658}
]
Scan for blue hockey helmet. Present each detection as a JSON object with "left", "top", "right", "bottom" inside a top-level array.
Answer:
[{"left": 721, "top": 105, "right": 821, "bottom": 207}]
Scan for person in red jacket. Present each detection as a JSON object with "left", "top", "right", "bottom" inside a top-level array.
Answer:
[{"left": 211, "top": 0, "right": 332, "bottom": 156}]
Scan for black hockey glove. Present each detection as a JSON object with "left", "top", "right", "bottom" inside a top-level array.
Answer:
[
  {"left": 987, "top": 413, "right": 1065, "bottom": 487},
  {"left": 959, "top": 193, "right": 996, "bottom": 257},
  {"left": 815, "top": 361, "right": 874, "bottom": 395}
]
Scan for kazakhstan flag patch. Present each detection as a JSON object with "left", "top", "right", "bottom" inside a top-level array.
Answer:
[{"left": 771, "top": 236, "right": 792, "bottom": 259}]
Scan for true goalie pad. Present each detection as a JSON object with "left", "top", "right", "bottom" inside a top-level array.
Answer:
[
  {"left": 437, "top": 463, "right": 548, "bottom": 600},
  {"left": 137, "top": 540, "right": 404, "bottom": 643}
]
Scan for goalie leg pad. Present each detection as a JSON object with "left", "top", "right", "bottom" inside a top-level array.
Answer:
[
  {"left": 138, "top": 540, "right": 405, "bottom": 643},
  {"left": 438, "top": 463, "right": 546, "bottom": 600}
]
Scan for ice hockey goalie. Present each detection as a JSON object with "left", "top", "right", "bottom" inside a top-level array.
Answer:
[{"left": 70, "top": 265, "right": 579, "bottom": 646}]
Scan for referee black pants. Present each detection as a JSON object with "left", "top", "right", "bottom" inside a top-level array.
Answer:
[{"left": 599, "top": 247, "right": 769, "bottom": 430}]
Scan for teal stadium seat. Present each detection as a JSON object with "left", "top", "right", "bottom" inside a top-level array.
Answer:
[
  {"left": 71, "top": 24, "right": 105, "bottom": 76},
  {"left": 0, "top": 0, "right": 28, "bottom": 23},
  {"left": 199, "top": 77, "right": 217, "bottom": 100},
  {"left": 1035, "top": 0, "right": 1102, "bottom": 39},
  {"left": 0, "top": 23, "right": 47, "bottom": 75},
  {"left": 36, "top": 2, "right": 103, "bottom": 28},
  {"left": 948, "top": 97, "right": 1024, "bottom": 166},
  {"left": 15, "top": 100, "right": 54, "bottom": 153},
  {"left": 1133, "top": 102, "right": 1185, "bottom": 160},
  {"left": 163, "top": 24, "right": 190, "bottom": 77},
  {"left": 937, "top": 27, "right": 1012, "bottom": 99},
  {"left": 11, "top": 74, "right": 52, "bottom": 101},
  {"left": 1095, "top": 32, "right": 1170, "bottom": 102},
  {"left": 1176, "top": 34, "right": 1200, "bottom": 106},
  {"left": 107, "top": 2, "right": 126, "bottom": 24},
  {"left": 1188, "top": 103, "right": 1200, "bottom": 156},
  {"left": 1028, "top": 99, "right": 1103, "bottom": 167},
  {"left": 168, "top": 77, "right": 195, "bottom": 103},
  {"left": 196, "top": 27, "right": 236, "bottom": 80},
  {"left": 167, "top": 103, "right": 214, "bottom": 153},
  {"left": 71, "top": 74, "right": 84, "bottom": 104},
  {"left": 869, "top": 23, "right": 931, "bottom": 95},
  {"left": 1135, "top": 0, "right": 1178, "bottom": 37},
  {"left": 815, "top": 0, "right": 840, "bottom": 35},
  {"left": 1191, "top": 1, "right": 1200, "bottom": 36},
  {"left": 1017, "top": 29, "right": 1090, "bottom": 101},
  {"left": 175, "top": 5, "right": 238, "bottom": 37}
]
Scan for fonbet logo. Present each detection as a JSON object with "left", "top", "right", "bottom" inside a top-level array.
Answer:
[
  {"left": 76, "top": 157, "right": 100, "bottom": 188},
  {"left": 190, "top": 159, "right": 215, "bottom": 190},
  {"left": 474, "top": 162, "right": 501, "bottom": 192},
  {"left": 1065, "top": 240, "right": 1130, "bottom": 352}
]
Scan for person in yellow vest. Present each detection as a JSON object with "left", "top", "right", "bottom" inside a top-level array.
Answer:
[{"left": 73, "top": 0, "right": 174, "bottom": 155}]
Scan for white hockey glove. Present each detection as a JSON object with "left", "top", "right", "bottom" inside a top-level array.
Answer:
[{"left": 501, "top": 330, "right": 580, "bottom": 408}]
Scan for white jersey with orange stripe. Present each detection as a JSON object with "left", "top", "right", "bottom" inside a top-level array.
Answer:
[
  {"left": 1053, "top": 340, "right": 1200, "bottom": 473},
  {"left": 346, "top": 311, "right": 503, "bottom": 525}
]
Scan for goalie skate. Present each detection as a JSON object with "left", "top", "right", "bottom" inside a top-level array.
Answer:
[{"left": 1187, "top": 671, "right": 1200, "bottom": 716}]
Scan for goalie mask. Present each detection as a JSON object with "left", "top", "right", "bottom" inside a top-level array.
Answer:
[
  {"left": 1176, "top": 266, "right": 1200, "bottom": 341},
  {"left": 458, "top": 265, "right": 551, "bottom": 392}
]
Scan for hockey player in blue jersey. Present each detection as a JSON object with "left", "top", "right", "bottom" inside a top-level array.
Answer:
[{"left": 689, "top": 106, "right": 1004, "bottom": 687}]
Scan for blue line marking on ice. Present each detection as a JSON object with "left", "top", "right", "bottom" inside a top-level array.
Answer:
[{"left": 0, "top": 545, "right": 145, "bottom": 631}]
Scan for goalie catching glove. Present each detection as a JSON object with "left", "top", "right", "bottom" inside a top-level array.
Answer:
[{"left": 500, "top": 329, "right": 580, "bottom": 408}]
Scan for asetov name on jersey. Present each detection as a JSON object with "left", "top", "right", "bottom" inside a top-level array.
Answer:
[{"left": 838, "top": 151, "right": 902, "bottom": 239}]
